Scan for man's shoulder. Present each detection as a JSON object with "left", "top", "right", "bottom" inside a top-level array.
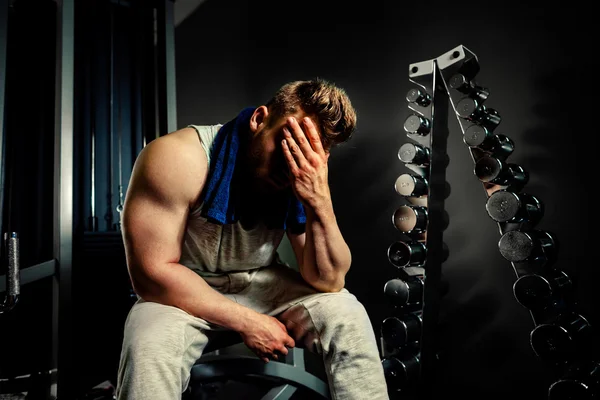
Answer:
[
  {"left": 128, "top": 131, "right": 208, "bottom": 206},
  {"left": 144, "top": 129, "right": 205, "bottom": 166}
]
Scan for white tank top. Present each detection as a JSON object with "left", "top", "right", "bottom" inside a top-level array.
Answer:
[{"left": 179, "top": 124, "right": 286, "bottom": 277}]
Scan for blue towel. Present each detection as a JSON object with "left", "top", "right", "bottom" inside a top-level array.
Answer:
[{"left": 200, "top": 107, "right": 306, "bottom": 234}]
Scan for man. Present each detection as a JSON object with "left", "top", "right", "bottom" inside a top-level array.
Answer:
[{"left": 116, "top": 79, "right": 389, "bottom": 399}]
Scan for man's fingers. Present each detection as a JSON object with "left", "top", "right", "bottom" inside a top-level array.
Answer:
[
  {"left": 287, "top": 117, "right": 314, "bottom": 156},
  {"left": 281, "top": 139, "right": 299, "bottom": 175},
  {"left": 283, "top": 128, "right": 308, "bottom": 167},
  {"left": 271, "top": 346, "right": 290, "bottom": 361},
  {"left": 301, "top": 117, "right": 326, "bottom": 157},
  {"left": 286, "top": 336, "right": 296, "bottom": 348}
]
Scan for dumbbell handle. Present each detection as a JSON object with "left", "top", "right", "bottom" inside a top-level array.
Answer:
[{"left": 1, "top": 232, "right": 20, "bottom": 314}]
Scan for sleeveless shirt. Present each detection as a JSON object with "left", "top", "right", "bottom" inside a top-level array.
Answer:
[{"left": 179, "top": 124, "right": 287, "bottom": 277}]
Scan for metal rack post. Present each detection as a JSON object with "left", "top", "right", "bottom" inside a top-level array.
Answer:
[{"left": 53, "top": 0, "right": 75, "bottom": 397}]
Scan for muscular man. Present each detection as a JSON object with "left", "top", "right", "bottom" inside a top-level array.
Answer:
[{"left": 116, "top": 79, "right": 389, "bottom": 399}]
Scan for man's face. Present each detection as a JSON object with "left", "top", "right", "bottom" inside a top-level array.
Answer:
[{"left": 245, "top": 106, "right": 321, "bottom": 192}]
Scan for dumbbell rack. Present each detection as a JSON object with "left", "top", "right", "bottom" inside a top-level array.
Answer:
[{"left": 381, "top": 45, "right": 598, "bottom": 399}]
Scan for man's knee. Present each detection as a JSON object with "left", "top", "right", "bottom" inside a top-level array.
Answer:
[
  {"left": 120, "top": 302, "right": 193, "bottom": 363},
  {"left": 309, "top": 291, "right": 373, "bottom": 331}
]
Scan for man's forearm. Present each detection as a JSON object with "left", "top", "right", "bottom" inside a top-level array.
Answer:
[
  {"left": 301, "top": 200, "right": 352, "bottom": 292},
  {"left": 130, "top": 261, "right": 259, "bottom": 332}
]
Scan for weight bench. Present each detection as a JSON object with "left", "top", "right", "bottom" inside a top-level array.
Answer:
[{"left": 184, "top": 330, "right": 331, "bottom": 400}]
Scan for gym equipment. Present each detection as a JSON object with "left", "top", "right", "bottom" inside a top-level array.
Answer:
[
  {"left": 394, "top": 173, "right": 429, "bottom": 197},
  {"left": 382, "top": 44, "right": 597, "bottom": 399},
  {"left": 392, "top": 205, "right": 428, "bottom": 235},
  {"left": 381, "top": 347, "right": 421, "bottom": 393},
  {"left": 0, "top": 233, "right": 20, "bottom": 314},
  {"left": 382, "top": 314, "right": 422, "bottom": 348},
  {"left": 384, "top": 46, "right": 454, "bottom": 399},
  {"left": 185, "top": 331, "right": 330, "bottom": 400},
  {"left": 384, "top": 277, "right": 424, "bottom": 307},
  {"left": 530, "top": 312, "right": 593, "bottom": 364},
  {"left": 513, "top": 271, "right": 572, "bottom": 311},
  {"left": 463, "top": 124, "right": 514, "bottom": 160},
  {"left": 497, "top": 229, "right": 557, "bottom": 267},
  {"left": 0, "top": 0, "right": 176, "bottom": 397},
  {"left": 474, "top": 155, "right": 528, "bottom": 190},
  {"left": 104, "top": 1, "right": 115, "bottom": 231},
  {"left": 115, "top": 8, "right": 124, "bottom": 232},
  {"left": 548, "top": 361, "right": 600, "bottom": 400},
  {"left": 485, "top": 190, "right": 543, "bottom": 226},
  {"left": 0, "top": 1, "right": 19, "bottom": 315},
  {"left": 89, "top": 46, "right": 99, "bottom": 232},
  {"left": 398, "top": 142, "right": 430, "bottom": 165},
  {"left": 387, "top": 241, "right": 427, "bottom": 269},
  {"left": 448, "top": 73, "right": 489, "bottom": 103}
]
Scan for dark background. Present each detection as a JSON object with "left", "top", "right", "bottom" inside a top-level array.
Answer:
[
  {"left": 0, "top": 0, "right": 597, "bottom": 399},
  {"left": 174, "top": 0, "right": 597, "bottom": 398}
]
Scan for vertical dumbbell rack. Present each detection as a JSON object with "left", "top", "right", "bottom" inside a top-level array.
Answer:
[
  {"left": 381, "top": 49, "right": 451, "bottom": 399},
  {"left": 381, "top": 44, "right": 598, "bottom": 400}
]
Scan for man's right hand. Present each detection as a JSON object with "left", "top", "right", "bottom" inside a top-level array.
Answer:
[{"left": 239, "top": 313, "right": 296, "bottom": 363}]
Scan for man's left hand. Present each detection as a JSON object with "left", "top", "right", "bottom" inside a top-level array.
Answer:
[{"left": 281, "top": 116, "right": 331, "bottom": 209}]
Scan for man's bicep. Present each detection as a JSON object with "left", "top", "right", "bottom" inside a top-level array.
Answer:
[
  {"left": 122, "top": 134, "right": 207, "bottom": 278},
  {"left": 122, "top": 190, "right": 187, "bottom": 271}
]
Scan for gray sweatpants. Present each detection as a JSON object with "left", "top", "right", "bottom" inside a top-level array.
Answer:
[{"left": 115, "top": 264, "right": 389, "bottom": 400}]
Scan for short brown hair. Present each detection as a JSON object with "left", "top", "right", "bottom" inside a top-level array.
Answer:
[{"left": 265, "top": 78, "right": 357, "bottom": 150}]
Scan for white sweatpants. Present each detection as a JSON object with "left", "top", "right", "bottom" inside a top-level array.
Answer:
[{"left": 115, "top": 265, "right": 389, "bottom": 400}]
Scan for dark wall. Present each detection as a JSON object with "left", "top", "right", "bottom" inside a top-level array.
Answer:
[{"left": 175, "top": 1, "right": 598, "bottom": 398}]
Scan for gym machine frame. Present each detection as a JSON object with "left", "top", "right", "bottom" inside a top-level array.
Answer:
[
  {"left": 381, "top": 45, "right": 598, "bottom": 399},
  {"left": 0, "top": 0, "right": 75, "bottom": 396},
  {"left": 0, "top": 0, "right": 177, "bottom": 398}
]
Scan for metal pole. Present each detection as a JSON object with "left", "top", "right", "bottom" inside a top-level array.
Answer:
[
  {"left": 0, "top": 0, "right": 8, "bottom": 238},
  {"left": 53, "top": 0, "right": 75, "bottom": 397},
  {"left": 130, "top": 2, "right": 144, "bottom": 154},
  {"left": 89, "top": 5, "right": 98, "bottom": 232},
  {"left": 156, "top": 0, "right": 177, "bottom": 135},
  {"left": 141, "top": 2, "right": 156, "bottom": 145},
  {"left": 417, "top": 62, "right": 450, "bottom": 398},
  {"left": 105, "top": 2, "right": 115, "bottom": 231},
  {"left": 116, "top": 1, "right": 124, "bottom": 230}
]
